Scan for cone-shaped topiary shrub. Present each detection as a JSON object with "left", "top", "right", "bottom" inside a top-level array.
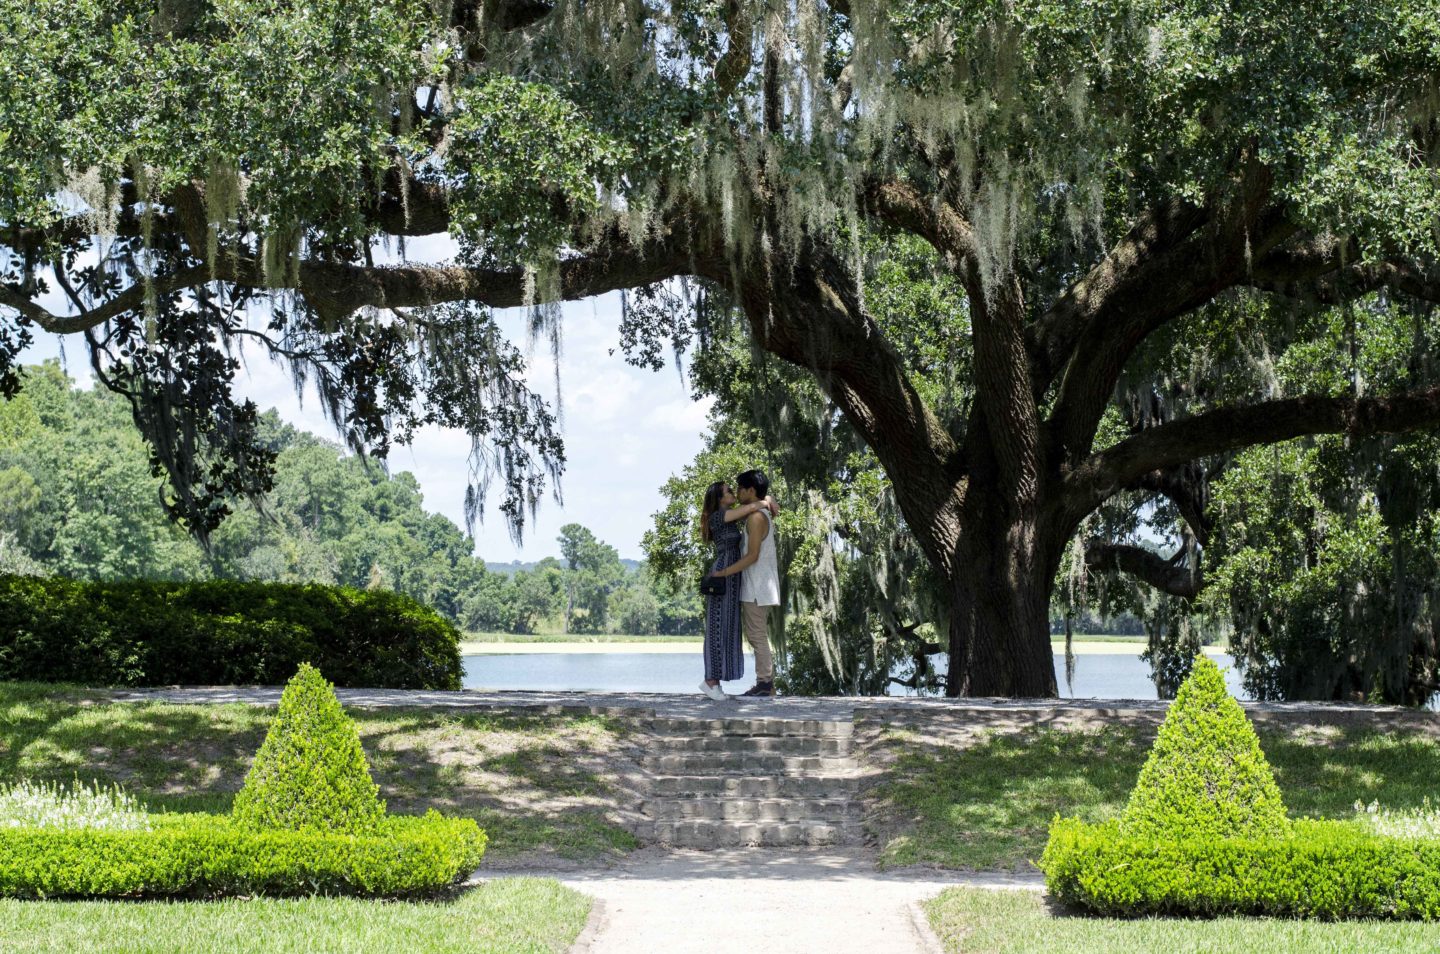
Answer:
[
  {"left": 231, "top": 664, "right": 386, "bottom": 835},
  {"left": 1120, "top": 655, "right": 1288, "bottom": 840}
]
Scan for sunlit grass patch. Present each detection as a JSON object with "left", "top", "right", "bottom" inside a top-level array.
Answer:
[
  {"left": 923, "top": 887, "right": 1440, "bottom": 954},
  {"left": 0, "top": 877, "right": 590, "bottom": 954}
]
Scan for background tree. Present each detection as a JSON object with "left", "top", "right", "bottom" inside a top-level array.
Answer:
[
  {"left": 6, "top": 0, "right": 1440, "bottom": 697},
  {"left": 557, "top": 523, "right": 626, "bottom": 633},
  {"left": 510, "top": 559, "right": 568, "bottom": 634},
  {"left": 0, "top": 363, "right": 696, "bottom": 636}
]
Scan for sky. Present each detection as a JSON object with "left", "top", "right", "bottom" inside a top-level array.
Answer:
[{"left": 23, "top": 291, "right": 714, "bottom": 563}]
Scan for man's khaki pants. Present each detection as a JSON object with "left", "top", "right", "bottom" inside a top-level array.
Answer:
[{"left": 740, "top": 601, "right": 774, "bottom": 682}]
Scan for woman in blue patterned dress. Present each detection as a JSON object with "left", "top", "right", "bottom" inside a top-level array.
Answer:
[{"left": 698, "top": 482, "right": 775, "bottom": 701}]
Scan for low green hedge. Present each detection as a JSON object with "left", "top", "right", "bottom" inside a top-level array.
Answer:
[
  {"left": 1042, "top": 817, "right": 1440, "bottom": 920},
  {"left": 0, "top": 576, "right": 461, "bottom": 689},
  {"left": 0, "top": 812, "right": 487, "bottom": 899}
]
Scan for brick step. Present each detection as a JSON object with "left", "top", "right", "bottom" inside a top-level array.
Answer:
[
  {"left": 646, "top": 717, "right": 854, "bottom": 740},
  {"left": 648, "top": 774, "right": 862, "bottom": 799},
  {"left": 641, "top": 797, "right": 862, "bottom": 824},
  {"left": 653, "top": 735, "right": 852, "bottom": 757},
  {"left": 642, "top": 752, "right": 858, "bottom": 776},
  {"left": 639, "top": 820, "right": 859, "bottom": 849}
]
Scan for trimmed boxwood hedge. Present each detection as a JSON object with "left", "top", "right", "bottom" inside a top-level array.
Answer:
[
  {"left": 1042, "top": 817, "right": 1440, "bottom": 920},
  {"left": 0, "top": 575, "right": 461, "bottom": 689},
  {"left": 0, "top": 812, "right": 487, "bottom": 899}
]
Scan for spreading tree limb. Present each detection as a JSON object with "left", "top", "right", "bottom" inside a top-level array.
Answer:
[{"left": 1067, "top": 386, "right": 1440, "bottom": 515}]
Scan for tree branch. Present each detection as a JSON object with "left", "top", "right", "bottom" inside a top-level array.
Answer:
[
  {"left": 4, "top": 218, "right": 708, "bottom": 332},
  {"left": 286, "top": 227, "right": 707, "bottom": 321},
  {"left": 1067, "top": 386, "right": 1440, "bottom": 514},
  {"left": 712, "top": 1, "right": 754, "bottom": 98},
  {"left": 0, "top": 266, "right": 214, "bottom": 334},
  {"left": 1043, "top": 193, "right": 1295, "bottom": 470},
  {"left": 1250, "top": 252, "right": 1440, "bottom": 307},
  {"left": 1024, "top": 197, "right": 1207, "bottom": 388},
  {"left": 1085, "top": 541, "right": 1201, "bottom": 599},
  {"left": 1130, "top": 464, "right": 1214, "bottom": 547},
  {"left": 861, "top": 179, "right": 979, "bottom": 270},
  {"left": 721, "top": 240, "right": 967, "bottom": 565}
]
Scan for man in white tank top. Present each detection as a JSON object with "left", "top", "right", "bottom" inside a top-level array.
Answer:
[{"left": 733, "top": 470, "right": 779, "bottom": 696}]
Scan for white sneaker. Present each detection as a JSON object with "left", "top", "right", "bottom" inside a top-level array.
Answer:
[{"left": 699, "top": 682, "right": 730, "bottom": 702}]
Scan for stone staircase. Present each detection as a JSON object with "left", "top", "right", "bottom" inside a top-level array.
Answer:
[{"left": 634, "top": 715, "right": 863, "bottom": 848}]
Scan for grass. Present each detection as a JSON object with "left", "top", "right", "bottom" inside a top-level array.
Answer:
[
  {"left": 0, "top": 683, "right": 639, "bottom": 863},
  {"left": 1049, "top": 634, "right": 1149, "bottom": 643},
  {"left": 0, "top": 877, "right": 590, "bottom": 954},
  {"left": 464, "top": 632, "right": 700, "bottom": 643},
  {"left": 923, "top": 887, "right": 1440, "bottom": 953},
  {"left": 869, "top": 721, "right": 1440, "bottom": 871}
]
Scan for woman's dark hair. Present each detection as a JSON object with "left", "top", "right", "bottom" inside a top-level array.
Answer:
[
  {"left": 736, "top": 469, "right": 770, "bottom": 500},
  {"left": 700, "top": 481, "right": 727, "bottom": 543}
]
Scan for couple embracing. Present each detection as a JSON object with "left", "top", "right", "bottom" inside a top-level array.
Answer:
[{"left": 698, "top": 470, "right": 780, "bottom": 701}]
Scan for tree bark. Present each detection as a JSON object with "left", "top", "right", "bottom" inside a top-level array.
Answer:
[{"left": 944, "top": 484, "right": 1061, "bottom": 697}]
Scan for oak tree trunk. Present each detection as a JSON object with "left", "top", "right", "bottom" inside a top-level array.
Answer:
[{"left": 942, "top": 501, "right": 1062, "bottom": 698}]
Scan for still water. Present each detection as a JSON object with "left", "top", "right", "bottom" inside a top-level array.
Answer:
[{"left": 463, "top": 651, "right": 1248, "bottom": 699}]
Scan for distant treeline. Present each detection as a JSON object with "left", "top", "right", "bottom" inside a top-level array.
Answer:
[{"left": 0, "top": 363, "right": 699, "bottom": 636}]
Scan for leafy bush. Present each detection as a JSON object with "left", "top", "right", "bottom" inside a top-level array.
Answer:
[
  {"left": 0, "top": 811, "right": 487, "bottom": 899},
  {"left": 1042, "top": 817, "right": 1440, "bottom": 919},
  {"left": 231, "top": 665, "right": 385, "bottom": 834},
  {"left": 0, "top": 575, "right": 461, "bottom": 689},
  {"left": 0, "top": 779, "right": 150, "bottom": 831},
  {"left": 1120, "top": 655, "right": 1288, "bottom": 839},
  {"left": 1040, "top": 658, "right": 1437, "bottom": 919}
]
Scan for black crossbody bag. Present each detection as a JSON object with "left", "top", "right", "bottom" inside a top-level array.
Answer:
[{"left": 699, "top": 574, "right": 726, "bottom": 596}]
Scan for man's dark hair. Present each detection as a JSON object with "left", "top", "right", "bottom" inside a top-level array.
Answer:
[{"left": 736, "top": 469, "right": 770, "bottom": 500}]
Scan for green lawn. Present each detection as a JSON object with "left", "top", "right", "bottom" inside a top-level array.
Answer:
[
  {"left": 0, "top": 877, "right": 590, "bottom": 954},
  {"left": 869, "top": 721, "right": 1440, "bottom": 870},
  {"left": 0, "top": 683, "right": 638, "bottom": 863},
  {"left": 923, "top": 887, "right": 1440, "bottom": 953},
  {"left": 464, "top": 632, "right": 701, "bottom": 643}
]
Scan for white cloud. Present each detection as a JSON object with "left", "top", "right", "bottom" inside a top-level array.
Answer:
[{"left": 645, "top": 394, "right": 714, "bottom": 433}]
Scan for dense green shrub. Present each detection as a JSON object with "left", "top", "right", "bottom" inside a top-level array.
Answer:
[
  {"left": 231, "top": 665, "right": 385, "bottom": 834},
  {"left": 0, "top": 812, "right": 487, "bottom": 899},
  {"left": 0, "top": 575, "right": 461, "bottom": 689},
  {"left": 1121, "top": 655, "right": 1288, "bottom": 839},
  {"left": 1041, "top": 658, "right": 1433, "bottom": 919},
  {"left": 1042, "top": 817, "right": 1440, "bottom": 919}
]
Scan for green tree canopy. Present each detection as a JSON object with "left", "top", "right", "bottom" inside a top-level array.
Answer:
[{"left": 5, "top": 0, "right": 1440, "bottom": 696}]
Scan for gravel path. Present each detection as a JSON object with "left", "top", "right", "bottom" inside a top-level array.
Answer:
[{"left": 479, "top": 848, "right": 1043, "bottom": 954}]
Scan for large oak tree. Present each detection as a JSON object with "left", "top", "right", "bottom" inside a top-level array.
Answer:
[{"left": 4, "top": 0, "right": 1440, "bottom": 695}]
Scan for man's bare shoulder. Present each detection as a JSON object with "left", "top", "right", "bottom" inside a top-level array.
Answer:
[{"left": 745, "top": 510, "right": 770, "bottom": 537}]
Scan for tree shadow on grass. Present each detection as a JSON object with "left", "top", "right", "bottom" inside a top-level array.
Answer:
[
  {"left": 868, "top": 719, "right": 1440, "bottom": 872},
  {"left": 868, "top": 724, "right": 1150, "bottom": 871},
  {"left": 0, "top": 688, "right": 642, "bottom": 862}
]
